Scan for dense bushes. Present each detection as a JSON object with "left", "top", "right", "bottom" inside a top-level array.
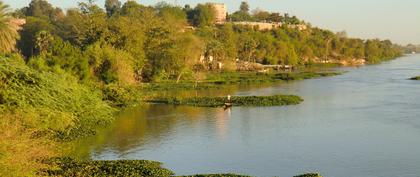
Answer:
[
  {"left": 0, "top": 56, "right": 114, "bottom": 140},
  {"left": 102, "top": 84, "right": 143, "bottom": 107},
  {"left": 147, "top": 95, "right": 303, "bottom": 107}
]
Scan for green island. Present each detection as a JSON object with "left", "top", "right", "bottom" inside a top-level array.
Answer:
[
  {"left": 0, "top": 0, "right": 402, "bottom": 176},
  {"left": 147, "top": 95, "right": 303, "bottom": 107},
  {"left": 409, "top": 76, "right": 420, "bottom": 80}
]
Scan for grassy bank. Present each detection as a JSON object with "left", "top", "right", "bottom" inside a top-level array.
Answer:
[{"left": 147, "top": 95, "right": 303, "bottom": 107}]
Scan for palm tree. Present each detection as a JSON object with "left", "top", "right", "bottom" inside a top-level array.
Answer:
[{"left": 0, "top": 1, "right": 19, "bottom": 54}]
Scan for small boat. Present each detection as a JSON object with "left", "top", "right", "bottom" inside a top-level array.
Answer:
[{"left": 412, "top": 51, "right": 416, "bottom": 54}]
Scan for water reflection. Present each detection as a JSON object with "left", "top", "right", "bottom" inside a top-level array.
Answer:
[{"left": 74, "top": 104, "right": 236, "bottom": 159}]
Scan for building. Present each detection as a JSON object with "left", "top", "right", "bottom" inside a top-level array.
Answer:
[
  {"left": 209, "top": 3, "right": 227, "bottom": 24},
  {"left": 232, "top": 22, "right": 282, "bottom": 31}
]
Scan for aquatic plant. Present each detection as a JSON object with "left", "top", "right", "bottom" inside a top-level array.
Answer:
[
  {"left": 44, "top": 158, "right": 174, "bottom": 177},
  {"left": 294, "top": 173, "right": 323, "bottom": 177},
  {"left": 409, "top": 76, "right": 420, "bottom": 80},
  {"left": 147, "top": 95, "right": 303, "bottom": 107}
]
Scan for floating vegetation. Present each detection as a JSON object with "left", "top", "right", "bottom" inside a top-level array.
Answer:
[
  {"left": 147, "top": 95, "right": 303, "bottom": 107},
  {"left": 409, "top": 76, "right": 420, "bottom": 80},
  {"left": 294, "top": 173, "right": 323, "bottom": 177},
  {"left": 44, "top": 158, "right": 174, "bottom": 177}
]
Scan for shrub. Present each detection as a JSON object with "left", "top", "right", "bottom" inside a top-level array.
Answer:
[
  {"left": 103, "top": 84, "right": 143, "bottom": 107},
  {"left": 0, "top": 56, "right": 114, "bottom": 140}
]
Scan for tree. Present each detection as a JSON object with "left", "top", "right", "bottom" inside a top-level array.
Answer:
[
  {"left": 188, "top": 4, "right": 215, "bottom": 27},
  {"left": 34, "top": 30, "right": 53, "bottom": 55},
  {"left": 17, "top": 17, "right": 54, "bottom": 57},
  {"left": 0, "top": 1, "right": 19, "bottom": 54},
  {"left": 229, "top": 1, "right": 253, "bottom": 22},
  {"left": 105, "top": 0, "right": 121, "bottom": 17},
  {"left": 252, "top": 9, "right": 270, "bottom": 22},
  {"left": 240, "top": 1, "right": 250, "bottom": 13},
  {"left": 23, "top": 0, "right": 64, "bottom": 21}
]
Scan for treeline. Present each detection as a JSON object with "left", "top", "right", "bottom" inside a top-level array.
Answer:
[{"left": 8, "top": 0, "right": 401, "bottom": 85}]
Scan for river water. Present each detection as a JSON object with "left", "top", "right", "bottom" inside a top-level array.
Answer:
[{"left": 76, "top": 55, "right": 420, "bottom": 177}]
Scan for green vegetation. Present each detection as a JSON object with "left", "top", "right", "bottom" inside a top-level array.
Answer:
[
  {"left": 294, "top": 173, "right": 323, "bottom": 177},
  {"left": 0, "top": 0, "right": 403, "bottom": 176},
  {"left": 9, "top": 0, "right": 401, "bottom": 84},
  {"left": 182, "top": 174, "right": 250, "bottom": 177},
  {"left": 409, "top": 76, "right": 420, "bottom": 80},
  {"left": 43, "top": 158, "right": 319, "bottom": 177},
  {"left": 204, "top": 71, "right": 341, "bottom": 84},
  {"left": 147, "top": 95, "right": 303, "bottom": 107},
  {"left": 44, "top": 158, "right": 174, "bottom": 177},
  {"left": 0, "top": 56, "right": 114, "bottom": 140},
  {"left": 0, "top": 1, "right": 19, "bottom": 54}
]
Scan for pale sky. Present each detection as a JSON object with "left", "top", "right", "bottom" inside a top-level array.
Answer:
[{"left": 5, "top": 0, "right": 420, "bottom": 45}]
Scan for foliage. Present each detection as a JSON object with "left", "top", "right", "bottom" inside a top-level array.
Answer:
[
  {"left": 17, "top": 16, "right": 54, "bottom": 57},
  {"left": 103, "top": 84, "right": 143, "bottom": 107},
  {"left": 105, "top": 0, "right": 122, "bottom": 17},
  {"left": 44, "top": 157, "right": 174, "bottom": 177},
  {"left": 0, "top": 1, "right": 19, "bottom": 54},
  {"left": 147, "top": 95, "right": 303, "bottom": 107},
  {"left": 20, "top": 0, "right": 63, "bottom": 21},
  {"left": 0, "top": 56, "right": 114, "bottom": 140},
  {"left": 186, "top": 3, "right": 216, "bottom": 27},
  {"left": 13, "top": 0, "right": 402, "bottom": 84}
]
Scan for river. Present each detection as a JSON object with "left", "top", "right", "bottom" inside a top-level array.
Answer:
[{"left": 75, "top": 54, "right": 420, "bottom": 177}]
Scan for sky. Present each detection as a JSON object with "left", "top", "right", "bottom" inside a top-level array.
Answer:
[{"left": 5, "top": 0, "right": 420, "bottom": 45}]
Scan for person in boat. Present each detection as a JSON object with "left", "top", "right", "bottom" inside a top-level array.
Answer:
[{"left": 225, "top": 95, "right": 233, "bottom": 108}]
